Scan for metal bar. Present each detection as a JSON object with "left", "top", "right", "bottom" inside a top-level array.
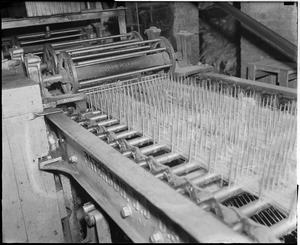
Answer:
[
  {"left": 20, "top": 34, "right": 83, "bottom": 45},
  {"left": 155, "top": 162, "right": 200, "bottom": 179},
  {"left": 78, "top": 65, "right": 172, "bottom": 92},
  {"left": 62, "top": 39, "right": 138, "bottom": 53},
  {"left": 2, "top": 8, "right": 127, "bottom": 29},
  {"left": 17, "top": 28, "right": 82, "bottom": 40},
  {"left": 98, "top": 130, "right": 140, "bottom": 141},
  {"left": 75, "top": 47, "right": 166, "bottom": 67},
  {"left": 122, "top": 144, "right": 168, "bottom": 157},
  {"left": 53, "top": 33, "right": 133, "bottom": 48},
  {"left": 126, "top": 136, "right": 152, "bottom": 146},
  {"left": 190, "top": 173, "right": 220, "bottom": 187},
  {"left": 114, "top": 130, "right": 140, "bottom": 140},
  {"left": 215, "top": 2, "right": 297, "bottom": 61},
  {"left": 46, "top": 112, "right": 252, "bottom": 242},
  {"left": 212, "top": 186, "right": 243, "bottom": 202},
  {"left": 70, "top": 39, "right": 159, "bottom": 55},
  {"left": 139, "top": 152, "right": 181, "bottom": 168},
  {"left": 106, "top": 124, "right": 128, "bottom": 133},
  {"left": 96, "top": 118, "right": 119, "bottom": 127},
  {"left": 72, "top": 45, "right": 151, "bottom": 61},
  {"left": 238, "top": 200, "right": 270, "bottom": 217},
  {"left": 89, "top": 114, "right": 108, "bottom": 121}
]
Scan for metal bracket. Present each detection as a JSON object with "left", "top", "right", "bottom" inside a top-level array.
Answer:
[
  {"left": 145, "top": 26, "right": 161, "bottom": 40},
  {"left": 39, "top": 156, "right": 79, "bottom": 176},
  {"left": 9, "top": 46, "right": 24, "bottom": 62},
  {"left": 163, "top": 168, "right": 187, "bottom": 188},
  {"left": 83, "top": 202, "right": 112, "bottom": 243},
  {"left": 147, "top": 156, "right": 169, "bottom": 174}
]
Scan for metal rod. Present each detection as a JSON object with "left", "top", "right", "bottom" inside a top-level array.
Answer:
[
  {"left": 72, "top": 45, "right": 151, "bottom": 61},
  {"left": 105, "top": 124, "right": 128, "bottom": 133},
  {"left": 43, "top": 74, "right": 63, "bottom": 83},
  {"left": 114, "top": 130, "right": 140, "bottom": 140},
  {"left": 139, "top": 144, "right": 168, "bottom": 155},
  {"left": 139, "top": 152, "right": 181, "bottom": 168},
  {"left": 135, "top": 2, "right": 140, "bottom": 34},
  {"left": 17, "top": 28, "right": 81, "bottom": 40},
  {"left": 78, "top": 64, "right": 172, "bottom": 91},
  {"left": 155, "top": 162, "right": 200, "bottom": 179},
  {"left": 238, "top": 200, "right": 270, "bottom": 217},
  {"left": 126, "top": 136, "right": 152, "bottom": 146},
  {"left": 95, "top": 118, "right": 119, "bottom": 127},
  {"left": 212, "top": 186, "right": 243, "bottom": 202},
  {"left": 62, "top": 39, "right": 138, "bottom": 53},
  {"left": 75, "top": 47, "right": 166, "bottom": 67},
  {"left": 20, "top": 33, "right": 83, "bottom": 45},
  {"left": 69, "top": 39, "right": 159, "bottom": 55},
  {"left": 52, "top": 32, "right": 134, "bottom": 47},
  {"left": 89, "top": 114, "right": 108, "bottom": 121},
  {"left": 190, "top": 173, "right": 220, "bottom": 187}
]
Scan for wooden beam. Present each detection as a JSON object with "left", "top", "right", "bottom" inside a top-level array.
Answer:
[{"left": 2, "top": 8, "right": 126, "bottom": 29}]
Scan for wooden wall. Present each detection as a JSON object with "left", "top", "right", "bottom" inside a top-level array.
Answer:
[{"left": 25, "top": 1, "right": 103, "bottom": 17}]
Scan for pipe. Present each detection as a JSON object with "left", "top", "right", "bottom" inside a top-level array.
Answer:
[
  {"left": 75, "top": 47, "right": 166, "bottom": 67},
  {"left": 17, "top": 28, "right": 82, "bottom": 40},
  {"left": 61, "top": 39, "right": 139, "bottom": 54},
  {"left": 215, "top": 2, "right": 297, "bottom": 61},
  {"left": 52, "top": 32, "right": 134, "bottom": 47},
  {"left": 20, "top": 33, "right": 83, "bottom": 45},
  {"left": 78, "top": 64, "right": 172, "bottom": 92},
  {"left": 69, "top": 39, "right": 160, "bottom": 55},
  {"left": 72, "top": 45, "right": 151, "bottom": 61}
]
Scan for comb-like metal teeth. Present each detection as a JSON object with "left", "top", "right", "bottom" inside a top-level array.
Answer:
[{"left": 80, "top": 73, "right": 297, "bottom": 243}]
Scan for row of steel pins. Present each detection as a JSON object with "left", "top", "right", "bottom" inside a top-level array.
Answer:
[{"left": 86, "top": 73, "right": 297, "bottom": 213}]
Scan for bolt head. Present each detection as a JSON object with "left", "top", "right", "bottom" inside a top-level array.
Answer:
[
  {"left": 85, "top": 214, "right": 95, "bottom": 226},
  {"left": 150, "top": 232, "right": 164, "bottom": 243},
  {"left": 121, "top": 206, "right": 132, "bottom": 219},
  {"left": 69, "top": 155, "right": 78, "bottom": 163}
]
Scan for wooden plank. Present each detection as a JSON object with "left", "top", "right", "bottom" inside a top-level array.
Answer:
[
  {"left": 2, "top": 8, "right": 126, "bottom": 29},
  {"left": 2, "top": 126, "right": 28, "bottom": 242},
  {"left": 5, "top": 118, "right": 65, "bottom": 242}
]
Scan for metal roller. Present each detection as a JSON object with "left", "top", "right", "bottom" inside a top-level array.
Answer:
[
  {"left": 41, "top": 31, "right": 146, "bottom": 71},
  {"left": 45, "top": 35, "right": 176, "bottom": 94}
]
